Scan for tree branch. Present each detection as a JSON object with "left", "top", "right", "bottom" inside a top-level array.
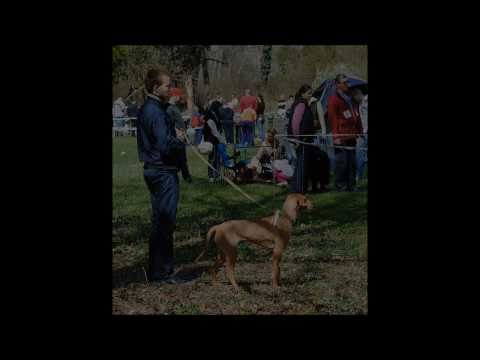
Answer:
[{"left": 203, "top": 57, "right": 228, "bottom": 65}]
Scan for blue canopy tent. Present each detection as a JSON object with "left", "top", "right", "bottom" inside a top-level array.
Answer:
[{"left": 312, "top": 75, "right": 368, "bottom": 114}]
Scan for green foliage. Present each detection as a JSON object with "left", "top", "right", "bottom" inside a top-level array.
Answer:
[
  {"left": 112, "top": 46, "right": 129, "bottom": 84},
  {"left": 260, "top": 45, "right": 273, "bottom": 84},
  {"left": 112, "top": 45, "right": 367, "bottom": 111}
]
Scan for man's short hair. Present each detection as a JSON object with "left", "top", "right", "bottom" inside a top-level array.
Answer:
[
  {"left": 335, "top": 74, "right": 348, "bottom": 84},
  {"left": 145, "top": 68, "right": 169, "bottom": 93}
]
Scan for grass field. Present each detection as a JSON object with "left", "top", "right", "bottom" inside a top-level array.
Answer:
[{"left": 112, "top": 136, "right": 368, "bottom": 315}]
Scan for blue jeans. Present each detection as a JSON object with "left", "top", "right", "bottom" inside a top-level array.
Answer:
[
  {"left": 247, "top": 123, "right": 255, "bottom": 145},
  {"left": 356, "top": 135, "right": 368, "bottom": 180},
  {"left": 223, "top": 121, "right": 234, "bottom": 144},
  {"left": 217, "top": 143, "right": 231, "bottom": 166},
  {"left": 334, "top": 140, "right": 357, "bottom": 191},
  {"left": 143, "top": 168, "right": 179, "bottom": 279},
  {"left": 194, "top": 128, "right": 203, "bottom": 145},
  {"left": 239, "top": 122, "right": 253, "bottom": 146},
  {"left": 281, "top": 138, "right": 297, "bottom": 169},
  {"left": 208, "top": 145, "right": 221, "bottom": 180},
  {"left": 257, "top": 117, "right": 265, "bottom": 142},
  {"left": 326, "top": 135, "right": 336, "bottom": 172}
]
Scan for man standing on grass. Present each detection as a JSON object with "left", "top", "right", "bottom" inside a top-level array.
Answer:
[
  {"left": 136, "top": 68, "right": 192, "bottom": 285},
  {"left": 328, "top": 74, "right": 363, "bottom": 192},
  {"left": 240, "top": 89, "right": 258, "bottom": 143}
]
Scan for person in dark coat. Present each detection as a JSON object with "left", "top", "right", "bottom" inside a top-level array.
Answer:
[
  {"left": 136, "top": 69, "right": 192, "bottom": 284},
  {"left": 288, "top": 84, "right": 315, "bottom": 194}
]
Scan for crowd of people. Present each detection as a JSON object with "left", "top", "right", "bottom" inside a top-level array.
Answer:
[
  {"left": 283, "top": 74, "right": 368, "bottom": 193},
  {"left": 113, "top": 73, "right": 368, "bottom": 191}
]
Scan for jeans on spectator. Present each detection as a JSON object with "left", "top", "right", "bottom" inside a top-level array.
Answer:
[
  {"left": 223, "top": 121, "right": 234, "bottom": 144},
  {"left": 143, "top": 168, "right": 179, "bottom": 280},
  {"left": 194, "top": 128, "right": 203, "bottom": 145},
  {"left": 248, "top": 122, "right": 255, "bottom": 145},
  {"left": 217, "top": 143, "right": 231, "bottom": 166},
  {"left": 208, "top": 144, "right": 221, "bottom": 180},
  {"left": 356, "top": 134, "right": 368, "bottom": 180},
  {"left": 326, "top": 135, "right": 336, "bottom": 172},
  {"left": 239, "top": 122, "right": 253, "bottom": 146},
  {"left": 257, "top": 117, "right": 265, "bottom": 142},
  {"left": 334, "top": 139, "right": 357, "bottom": 191}
]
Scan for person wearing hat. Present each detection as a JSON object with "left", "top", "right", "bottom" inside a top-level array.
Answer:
[{"left": 328, "top": 74, "right": 363, "bottom": 192}]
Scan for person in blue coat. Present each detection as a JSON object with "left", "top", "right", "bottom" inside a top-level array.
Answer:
[{"left": 136, "top": 69, "right": 192, "bottom": 284}]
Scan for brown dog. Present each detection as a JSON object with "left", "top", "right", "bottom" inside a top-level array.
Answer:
[{"left": 195, "top": 193, "right": 313, "bottom": 291}]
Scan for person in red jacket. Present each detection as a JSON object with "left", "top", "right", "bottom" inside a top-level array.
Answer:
[
  {"left": 239, "top": 89, "right": 258, "bottom": 145},
  {"left": 327, "top": 74, "right": 363, "bottom": 192},
  {"left": 239, "top": 88, "right": 258, "bottom": 113}
]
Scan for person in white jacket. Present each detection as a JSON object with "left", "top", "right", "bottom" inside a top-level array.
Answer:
[
  {"left": 113, "top": 97, "right": 127, "bottom": 116},
  {"left": 112, "top": 97, "right": 127, "bottom": 127}
]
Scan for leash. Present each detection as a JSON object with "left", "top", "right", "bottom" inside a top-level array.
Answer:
[
  {"left": 190, "top": 146, "right": 269, "bottom": 210},
  {"left": 286, "top": 137, "right": 367, "bottom": 151},
  {"left": 170, "top": 135, "right": 271, "bottom": 278},
  {"left": 184, "top": 132, "right": 269, "bottom": 211}
]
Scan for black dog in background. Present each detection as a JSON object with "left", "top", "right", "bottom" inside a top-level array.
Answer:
[{"left": 308, "top": 146, "right": 330, "bottom": 193}]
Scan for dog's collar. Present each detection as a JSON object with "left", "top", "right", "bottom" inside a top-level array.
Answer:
[
  {"left": 275, "top": 209, "right": 295, "bottom": 225},
  {"left": 272, "top": 209, "right": 281, "bottom": 227}
]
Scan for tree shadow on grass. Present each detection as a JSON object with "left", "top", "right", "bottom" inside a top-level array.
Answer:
[
  {"left": 112, "top": 260, "right": 212, "bottom": 289},
  {"left": 112, "top": 264, "right": 147, "bottom": 288},
  {"left": 113, "top": 182, "right": 366, "bottom": 289},
  {"left": 301, "top": 192, "right": 367, "bottom": 228}
]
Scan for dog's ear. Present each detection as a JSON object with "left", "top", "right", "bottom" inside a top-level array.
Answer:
[{"left": 297, "top": 195, "right": 306, "bottom": 208}]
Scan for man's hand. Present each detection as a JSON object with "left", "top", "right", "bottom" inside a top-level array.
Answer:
[{"left": 175, "top": 128, "right": 187, "bottom": 143}]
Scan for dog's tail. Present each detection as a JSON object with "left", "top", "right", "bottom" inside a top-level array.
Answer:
[{"left": 194, "top": 226, "right": 216, "bottom": 262}]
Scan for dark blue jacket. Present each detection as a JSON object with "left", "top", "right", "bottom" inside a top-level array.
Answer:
[
  {"left": 136, "top": 95, "right": 185, "bottom": 167},
  {"left": 127, "top": 103, "right": 138, "bottom": 117},
  {"left": 221, "top": 107, "right": 234, "bottom": 122}
]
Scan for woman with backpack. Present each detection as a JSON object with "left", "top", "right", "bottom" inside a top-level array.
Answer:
[
  {"left": 288, "top": 84, "right": 316, "bottom": 194},
  {"left": 203, "top": 101, "right": 234, "bottom": 183}
]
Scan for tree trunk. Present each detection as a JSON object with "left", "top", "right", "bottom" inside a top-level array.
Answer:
[
  {"left": 202, "top": 57, "right": 210, "bottom": 86},
  {"left": 184, "top": 73, "right": 194, "bottom": 116}
]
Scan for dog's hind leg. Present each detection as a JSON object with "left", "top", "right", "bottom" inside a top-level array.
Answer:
[{"left": 211, "top": 251, "right": 225, "bottom": 285}]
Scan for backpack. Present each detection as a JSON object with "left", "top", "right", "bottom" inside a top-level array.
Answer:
[{"left": 287, "top": 101, "right": 314, "bottom": 137}]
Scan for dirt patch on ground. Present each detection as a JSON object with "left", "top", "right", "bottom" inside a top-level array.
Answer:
[{"left": 112, "top": 259, "right": 367, "bottom": 315}]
